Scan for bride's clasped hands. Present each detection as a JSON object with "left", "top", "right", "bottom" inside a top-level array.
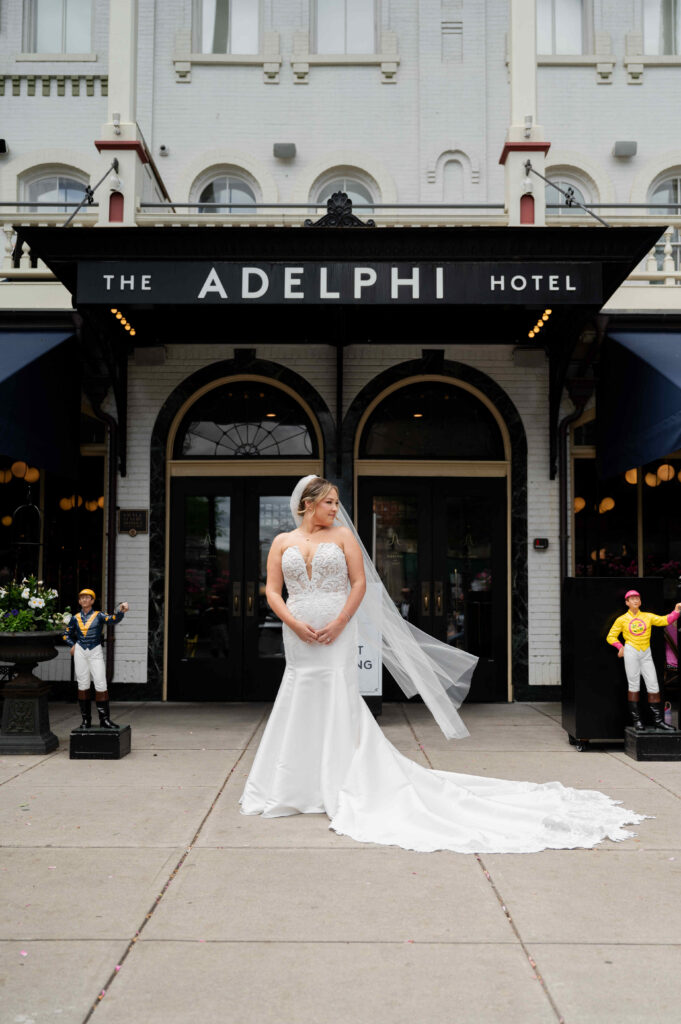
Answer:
[{"left": 289, "top": 618, "right": 344, "bottom": 646}]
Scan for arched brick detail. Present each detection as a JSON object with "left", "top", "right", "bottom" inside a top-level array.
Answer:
[
  {"left": 342, "top": 357, "right": 529, "bottom": 697},
  {"left": 145, "top": 355, "right": 334, "bottom": 695}
]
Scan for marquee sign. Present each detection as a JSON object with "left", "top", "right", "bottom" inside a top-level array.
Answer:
[{"left": 77, "top": 260, "right": 602, "bottom": 305}]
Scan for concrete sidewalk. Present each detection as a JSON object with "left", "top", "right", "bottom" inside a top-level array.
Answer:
[{"left": 1, "top": 701, "right": 680, "bottom": 1024}]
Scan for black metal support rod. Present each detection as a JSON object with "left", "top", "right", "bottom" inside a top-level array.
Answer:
[
  {"left": 0, "top": 201, "right": 100, "bottom": 207},
  {"left": 525, "top": 160, "right": 611, "bottom": 227},
  {"left": 90, "top": 402, "right": 119, "bottom": 686},
  {"left": 138, "top": 201, "right": 507, "bottom": 210},
  {"left": 547, "top": 203, "right": 681, "bottom": 209},
  {"left": 4, "top": 200, "right": 681, "bottom": 209},
  {"left": 558, "top": 408, "right": 584, "bottom": 586},
  {"left": 336, "top": 342, "right": 343, "bottom": 479},
  {"left": 63, "top": 159, "right": 119, "bottom": 228}
]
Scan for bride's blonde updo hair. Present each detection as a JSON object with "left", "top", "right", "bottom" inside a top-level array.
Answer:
[{"left": 297, "top": 477, "right": 337, "bottom": 518}]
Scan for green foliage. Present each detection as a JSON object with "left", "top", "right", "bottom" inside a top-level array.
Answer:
[{"left": 0, "top": 576, "right": 70, "bottom": 633}]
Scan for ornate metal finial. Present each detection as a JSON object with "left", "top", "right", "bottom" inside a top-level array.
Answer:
[{"left": 304, "top": 191, "right": 375, "bottom": 227}]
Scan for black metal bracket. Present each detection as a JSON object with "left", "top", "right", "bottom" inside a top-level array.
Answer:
[
  {"left": 63, "top": 158, "right": 119, "bottom": 227},
  {"left": 525, "top": 160, "right": 610, "bottom": 228},
  {"left": 304, "top": 191, "right": 375, "bottom": 227}
]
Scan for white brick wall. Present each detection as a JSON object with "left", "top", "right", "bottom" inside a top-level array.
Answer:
[
  {"left": 345, "top": 343, "right": 561, "bottom": 688},
  {"left": 0, "top": 2, "right": 678, "bottom": 212},
  {"left": 107, "top": 342, "right": 561, "bottom": 689},
  {"left": 4, "top": 0, "right": 676, "bottom": 693}
]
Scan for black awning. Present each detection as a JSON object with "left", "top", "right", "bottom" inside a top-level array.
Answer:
[
  {"left": 13, "top": 223, "right": 663, "bottom": 361},
  {"left": 0, "top": 331, "right": 80, "bottom": 477},
  {"left": 0, "top": 330, "right": 72, "bottom": 382},
  {"left": 597, "top": 331, "right": 681, "bottom": 479}
]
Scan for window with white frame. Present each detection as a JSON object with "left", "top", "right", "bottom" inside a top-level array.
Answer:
[
  {"left": 537, "top": 0, "right": 584, "bottom": 55},
  {"left": 643, "top": 0, "right": 681, "bottom": 55},
  {"left": 193, "top": 0, "right": 259, "bottom": 54},
  {"left": 196, "top": 173, "right": 257, "bottom": 213},
  {"left": 312, "top": 172, "right": 377, "bottom": 215},
  {"left": 26, "top": 0, "right": 92, "bottom": 54},
  {"left": 545, "top": 176, "right": 589, "bottom": 215},
  {"left": 22, "top": 169, "right": 89, "bottom": 212},
  {"left": 315, "top": 0, "right": 376, "bottom": 55},
  {"left": 649, "top": 175, "right": 681, "bottom": 271}
]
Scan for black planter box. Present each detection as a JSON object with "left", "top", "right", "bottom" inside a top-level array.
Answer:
[
  {"left": 624, "top": 726, "right": 681, "bottom": 761},
  {"left": 69, "top": 725, "right": 131, "bottom": 760},
  {"left": 562, "top": 578, "right": 666, "bottom": 747}
]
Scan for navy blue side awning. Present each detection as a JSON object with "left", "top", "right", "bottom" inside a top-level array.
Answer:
[
  {"left": 597, "top": 332, "right": 681, "bottom": 479},
  {"left": 0, "top": 331, "right": 80, "bottom": 477}
]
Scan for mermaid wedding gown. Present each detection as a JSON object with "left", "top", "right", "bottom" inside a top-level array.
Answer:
[{"left": 240, "top": 542, "right": 645, "bottom": 853}]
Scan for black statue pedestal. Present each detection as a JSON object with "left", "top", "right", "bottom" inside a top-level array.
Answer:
[
  {"left": 70, "top": 725, "right": 131, "bottom": 760},
  {"left": 0, "top": 632, "right": 61, "bottom": 754},
  {"left": 624, "top": 727, "right": 681, "bottom": 761}
]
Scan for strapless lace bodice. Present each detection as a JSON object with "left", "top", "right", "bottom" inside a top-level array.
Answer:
[{"left": 281, "top": 542, "right": 349, "bottom": 597}]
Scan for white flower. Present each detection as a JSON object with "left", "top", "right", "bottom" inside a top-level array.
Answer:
[
  {"left": 28, "top": 596, "right": 45, "bottom": 609},
  {"left": 49, "top": 589, "right": 58, "bottom": 598},
  {"left": 0, "top": 588, "right": 5, "bottom": 598},
  {"left": 37, "top": 580, "right": 44, "bottom": 586},
  {"left": 62, "top": 612, "right": 72, "bottom": 625},
  {"left": 21, "top": 588, "right": 30, "bottom": 599}
]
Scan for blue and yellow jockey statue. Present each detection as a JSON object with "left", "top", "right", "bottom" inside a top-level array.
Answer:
[{"left": 63, "top": 589, "right": 129, "bottom": 729}]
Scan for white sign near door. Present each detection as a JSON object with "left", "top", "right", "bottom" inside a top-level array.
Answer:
[{"left": 356, "top": 582, "right": 382, "bottom": 697}]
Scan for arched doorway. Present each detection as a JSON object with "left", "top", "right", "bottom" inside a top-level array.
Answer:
[
  {"left": 164, "top": 376, "right": 324, "bottom": 700},
  {"left": 355, "top": 377, "right": 511, "bottom": 702}
]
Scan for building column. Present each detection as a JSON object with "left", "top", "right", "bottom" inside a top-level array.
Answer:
[
  {"left": 500, "top": 0, "right": 551, "bottom": 226},
  {"left": 95, "top": 0, "right": 147, "bottom": 227}
]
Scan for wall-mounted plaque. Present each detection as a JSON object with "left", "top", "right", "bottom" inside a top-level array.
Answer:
[{"left": 118, "top": 509, "right": 149, "bottom": 536}]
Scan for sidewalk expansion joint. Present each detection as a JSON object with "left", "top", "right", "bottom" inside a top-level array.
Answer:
[
  {"left": 80, "top": 706, "right": 269, "bottom": 1023},
  {"left": 607, "top": 753, "right": 681, "bottom": 802},
  {"left": 476, "top": 857, "right": 565, "bottom": 1022},
  {"left": 401, "top": 705, "right": 567, "bottom": 1023}
]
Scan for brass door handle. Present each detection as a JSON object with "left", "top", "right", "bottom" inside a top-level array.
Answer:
[
  {"left": 246, "top": 582, "right": 255, "bottom": 617},
  {"left": 421, "top": 582, "right": 431, "bottom": 615},
  {"left": 434, "top": 582, "right": 443, "bottom": 616},
  {"left": 232, "top": 582, "right": 241, "bottom": 615}
]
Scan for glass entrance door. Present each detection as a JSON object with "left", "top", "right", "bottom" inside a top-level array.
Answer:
[
  {"left": 168, "top": 476, "right": 298, "bottom": 700},
  {"left": 359, "top": 477, "right": 508, "bottom": 701}
]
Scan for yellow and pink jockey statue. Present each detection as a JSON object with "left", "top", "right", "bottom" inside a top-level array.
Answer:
[{"left": 606, "top": 589, "right": 680, "bottom": 733}]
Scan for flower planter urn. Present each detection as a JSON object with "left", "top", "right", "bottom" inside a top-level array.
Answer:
[{"left": 0, "top": 631, "right": 61, "bottom": 753}]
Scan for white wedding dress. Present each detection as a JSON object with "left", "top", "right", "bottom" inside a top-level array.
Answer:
[{"left": 240, "top": 542, "right": 646, "bottom": 853}]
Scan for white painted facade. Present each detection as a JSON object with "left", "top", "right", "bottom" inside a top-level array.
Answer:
[{"left": 1, "top": 1, "right": 680, "bottom": 695}]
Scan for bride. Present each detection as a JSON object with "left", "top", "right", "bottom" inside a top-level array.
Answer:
[{"left": 240, "top": 476, "right": 645, "bottom": 853}]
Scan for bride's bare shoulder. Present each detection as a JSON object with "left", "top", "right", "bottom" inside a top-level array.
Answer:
[
  {"left": 271, "top": 530, "right": 298, "bottom": 552},
  {"left": 334, "top": 525, "right": 358, "bottom": 548}
]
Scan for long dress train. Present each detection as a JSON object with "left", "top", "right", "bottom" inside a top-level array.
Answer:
[{"left": 240, "top": 542, "right": 646, "bottom": 854}]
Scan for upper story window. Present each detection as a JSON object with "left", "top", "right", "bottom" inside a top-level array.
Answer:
[
  {"left": 649, "top": 174, "right": 681, "bottom": 271},
  {"left": 537, "top": 0, "right": 584, "bottom": 55},
  {"left": 22, "top": 169, "right": 89, "bottom": 212},
  {"left": 194, "top": 0, "right": 259, "bottom": 54},
  {"left": 651, "top": 173, "right": 681, "bottom": 211},
  {"left": 644, "top": 0, "right": 681, "bottom": 54},
  {"left": 317, "top": 177, "right": 374, "bottom": 212},
  {"left": 312, "top": 169, "right": 378, "bottom": 216},
  {"left": 315, "top": 0, "right": 376, "bottom": 55},
  {"left": 196, "top": 174, "right": 257, "bottom": 214},
  {"left": 545, "top": 177, "right": 588, "bottom": 215},
  {"left": 26, "top": 0, "right": 92, "bottom": 53}
]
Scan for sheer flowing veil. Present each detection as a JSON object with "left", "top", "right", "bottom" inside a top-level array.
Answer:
[{"left": 290, "top": 476, "right": 477, "bottom": 740}]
